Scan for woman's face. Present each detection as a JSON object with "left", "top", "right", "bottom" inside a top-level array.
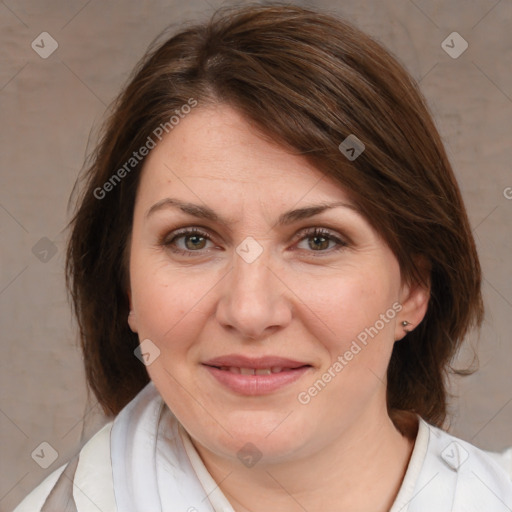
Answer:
[{"left": 128, "top": 104, "right": 428, "bottom": 465}]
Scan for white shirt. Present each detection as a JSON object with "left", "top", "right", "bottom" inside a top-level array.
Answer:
[{"left": 14, "top": 382, "right": 512, "bottom": 512}]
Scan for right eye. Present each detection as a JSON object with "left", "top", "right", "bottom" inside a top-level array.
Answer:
[{"left": 163, "top": 227, "right": 216, "bottom": 256}]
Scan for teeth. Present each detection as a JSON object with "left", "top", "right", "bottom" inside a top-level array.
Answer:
[{"left": 217, "top": 366, "right": 290, "bottom": 375}]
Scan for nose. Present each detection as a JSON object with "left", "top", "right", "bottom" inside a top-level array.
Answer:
[{"left": 215, "top": 243, "right": 292, "bottom": 341}]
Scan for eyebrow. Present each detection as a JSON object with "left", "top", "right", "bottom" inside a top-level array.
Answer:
[{"left": 145, "top": 197, "right": 360, "bottom": 226}]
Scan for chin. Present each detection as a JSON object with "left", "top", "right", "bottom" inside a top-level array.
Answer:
[{"left": 199, "top": 412, "right": 313, "bottom": 463}]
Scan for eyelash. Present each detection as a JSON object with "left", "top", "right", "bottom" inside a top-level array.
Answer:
[{"left": 161, "top": 226, "right": 348, "bottom": 258}]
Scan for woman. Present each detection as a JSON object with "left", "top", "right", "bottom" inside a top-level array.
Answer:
[{"left": 14, "top": 4, "right": 511, "bottom": 511}]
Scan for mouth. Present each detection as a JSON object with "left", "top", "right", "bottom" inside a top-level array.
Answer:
[
  {"left": 205, "top": 365, "right": 311, "bottom": 375},
  {"left": 202, "top": 354, "right": 311, "bottom": 370},
  {"left": 201, "top": 355, "right": 313, "bottom": 395}
]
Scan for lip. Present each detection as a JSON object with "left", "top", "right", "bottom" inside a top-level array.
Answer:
[
  {"left": 202, "top": 354, "right": 309, "bottom": 369},
  {"left": 201, "top": 354, "right": 312, "bottom": 396}
]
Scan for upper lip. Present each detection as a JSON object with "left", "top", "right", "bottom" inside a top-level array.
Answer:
[{"left": 202, "top": 354, "right": 311, "bottom": 369}]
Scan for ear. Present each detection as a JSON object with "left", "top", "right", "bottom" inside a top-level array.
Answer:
[
  {"left": 395, "top": 257, "right": 431, "bottom": 341},
  {"left": 127, "top": 290, "right": 138, "bottom": 333}
]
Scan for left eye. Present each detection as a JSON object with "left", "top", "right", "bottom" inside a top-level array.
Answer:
[
  {"left": 294, "top": 227, "right": 347, "bottom": 254},
  {"left": 163, "top": 227, "right": 347, "bottom": 256}
]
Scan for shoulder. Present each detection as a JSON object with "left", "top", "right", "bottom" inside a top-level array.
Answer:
[
  {"left": 13, "top": 421, "right": 115, "bottom": 512},
  {"left": 482, "top": 445, "right": 512, "bottom": 478},
  {"left": 416, "top": 419, "right": 512, "bottom": 510},
  {"left": 426, "top": 421, "right": 512, "bottom": 480},
  {"left": 12, "top": 463, "right": 68, "bottom": 512}
]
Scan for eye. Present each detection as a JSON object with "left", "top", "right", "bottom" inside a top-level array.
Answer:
[
  {"left": 162, "top": 228, "right": 215, "bottom": 256},
  {"left": 161, "top": 226, "right": 348, "bottom": 257},
  {"left": 294, "top": 227, "right": 348, "bottom": 256}
]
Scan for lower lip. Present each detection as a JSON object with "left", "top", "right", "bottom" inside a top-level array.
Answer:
[{"left": 202, "top": 365, "right": 311, "bottom": 395}]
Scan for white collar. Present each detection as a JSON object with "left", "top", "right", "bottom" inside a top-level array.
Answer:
[
  {"left": 110, "top": 382, "right": 512, "bottom": 511},
  {"left": 179, "top": 409, "right": 430, "bottom": 512}
]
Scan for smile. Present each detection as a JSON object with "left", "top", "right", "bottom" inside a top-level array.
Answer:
[
  {"left": 216, "top": 366, "right": 299, "bottom": 375},
  {"left": 202, "top": 364, "right": 312, "bottom": 395}
]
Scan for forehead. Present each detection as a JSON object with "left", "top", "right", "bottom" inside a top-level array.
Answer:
[{"left": 137, "top": 104, "right": 353, "bottom": 209}]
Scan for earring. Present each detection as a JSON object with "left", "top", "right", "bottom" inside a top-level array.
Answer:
[{"left": 401, "top": 320, "right": 413, "bottom": 333}]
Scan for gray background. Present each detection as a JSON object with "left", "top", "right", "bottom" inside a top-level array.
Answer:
[{"left": 1, "top": 0, "right": 511, "bottom": 510}]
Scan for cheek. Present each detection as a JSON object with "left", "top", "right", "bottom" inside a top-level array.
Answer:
[
  {"left": 134, "top": 281, "right": 199, "bottom": 340},
  {"left": 130, "top": 254, "right": 199, "bottom": 340},
  {"left": 297, "top": 274, "right": 399, "bottom": 416},
  {"left": 298, "top": 270, "right": 398, "bottom": 353},
  {"left": 129, "top": 259, "right": 229, "bottom": 378},
  {"left": 293, "top": 275, "right": 399, "bottom": 424}
]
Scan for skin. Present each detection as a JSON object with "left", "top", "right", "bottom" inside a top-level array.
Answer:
[{"left": 127, "top": 103, "right": 430, "bottom": 511}]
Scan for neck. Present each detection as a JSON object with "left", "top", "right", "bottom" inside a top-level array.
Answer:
[{"left": 189, "top": 402, "right": 418, "bottom": 512}]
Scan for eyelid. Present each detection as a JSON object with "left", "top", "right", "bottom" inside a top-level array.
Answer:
[
  {"left": 161, "top": 224, "right": 349, "bottom": 257},
  {"left": 160, "top": 226, "right": 214, "bottom": 246},
  {"left": 161, "top": 221, "right": 350, "bottom": 241},
  {"left": 291, "top": 227, "right": 348, "bottom": 257},
  {"left": 292, "top": 226, "right": 348, "bottom": 244}
]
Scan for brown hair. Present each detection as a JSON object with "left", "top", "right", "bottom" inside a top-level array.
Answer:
[{"left": 66, "top": 4, "right": 483, "bottom": 427}]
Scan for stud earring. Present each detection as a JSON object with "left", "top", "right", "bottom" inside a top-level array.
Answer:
[{"left": 401, "top": 320, "right": 413, "bottom": 333}]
